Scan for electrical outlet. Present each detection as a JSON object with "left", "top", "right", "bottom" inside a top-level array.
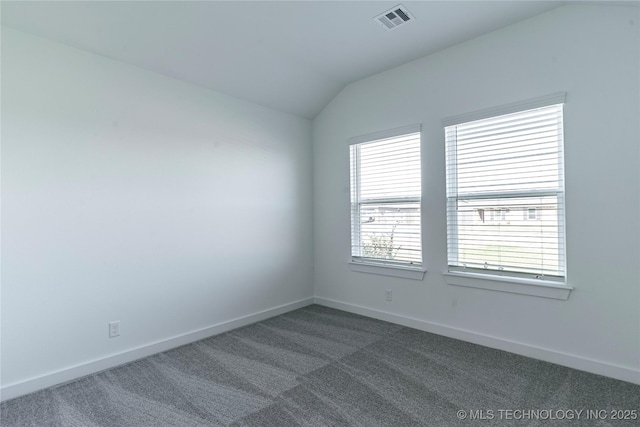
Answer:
[
  {"left": 385, "top": 290, "right": 392, "bottom": 301},
  {"left": 108, "top": 321, "right": 120, "bottom": 338}
]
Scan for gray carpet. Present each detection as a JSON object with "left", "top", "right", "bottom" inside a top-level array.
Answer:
[{"left": 1, "top": 305, "right": 639, "bottom": 426}]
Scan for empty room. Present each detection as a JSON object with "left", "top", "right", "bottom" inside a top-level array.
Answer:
[{"left": 1, "top": 1, "right": 639, "bottom": 426}]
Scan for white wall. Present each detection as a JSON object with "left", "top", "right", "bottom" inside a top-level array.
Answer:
[
  {"left": 313, "top": 5, "right": 640, "bottom": 383},
  {"left": 1, "top": 27, "right": 313, "bottom": 397}
]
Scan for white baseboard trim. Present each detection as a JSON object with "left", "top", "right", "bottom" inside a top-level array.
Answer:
[
  {"left": 314, "top": 297, "right": 640, "bottom": 385},
  {"left": 1, "top": 297, "right": 314, "bottom": 402}
]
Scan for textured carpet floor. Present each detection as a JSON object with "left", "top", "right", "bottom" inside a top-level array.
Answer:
[{"left": 1, "top": 305, "right": 639, "bottom": 426}]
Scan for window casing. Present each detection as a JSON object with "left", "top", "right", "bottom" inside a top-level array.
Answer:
[
  {"left": 444, "top": 95, "right": 566, "bottom": 282},
  {"left": 349, "top": 125, "right": 422, "bottom": 268}
]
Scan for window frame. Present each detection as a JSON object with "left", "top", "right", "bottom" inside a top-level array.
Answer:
[
  {"left": 348, "top": 124, "right": 425, "bottom": 280},
  {"left": 442, "top": 93, "right": 572, "bottom": 299}
]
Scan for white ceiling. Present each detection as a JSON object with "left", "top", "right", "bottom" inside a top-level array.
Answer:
[{"left": 1, "top": 1, "right": 578, "bottom": 119}]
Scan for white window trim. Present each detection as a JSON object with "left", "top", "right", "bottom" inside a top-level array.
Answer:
[
  {"left": 348, "top": 124, "right": 421, "bottom": 146},
  {"left": 442, "top": 92, "right": 571, "bottom": 298},
  {"left": 348, "top": 124, "right": 425, "bottom": 279},
  {"left": 443, "top": 271, "right": 573, "bottom": 300},
  {"left": 441, "top": 92, "right": 566, "bottom": 127},
  {"left": 349, "top": 261, "right": 426, "bottom": 280}
]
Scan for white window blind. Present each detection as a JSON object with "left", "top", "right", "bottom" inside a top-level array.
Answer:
[
  {"left": 445, "top": 100, "right": 566, "bottom": 281},
  {"left": 349, "top": 126, "right": 422, "bottom": 267}
]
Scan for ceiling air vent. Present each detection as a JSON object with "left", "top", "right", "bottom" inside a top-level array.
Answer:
[{"left": 374, "top": 4, "right": 414, "bottom": 31}]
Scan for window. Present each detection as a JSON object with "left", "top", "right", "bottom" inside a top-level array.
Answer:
[
  {"left": 349, "top": 125, "right": 422, "bottom": 270},
  {"left": 525, "top": 207, "right": 538, "bottom": 220},
  {"left": 444, "top": 94, "right": 566, "bottom": 282}
]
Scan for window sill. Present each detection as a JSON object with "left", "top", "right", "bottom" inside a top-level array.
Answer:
[
  {"left": 443, "top": 271, "right": 572, "bottom": 300},
  {"left": 349, "top": 261, "right": 426, "bottom": 280}
]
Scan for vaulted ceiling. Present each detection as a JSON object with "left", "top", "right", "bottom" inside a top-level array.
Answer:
[{"left": 1, "top": 1, "right": 574, "bottom": 119}]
